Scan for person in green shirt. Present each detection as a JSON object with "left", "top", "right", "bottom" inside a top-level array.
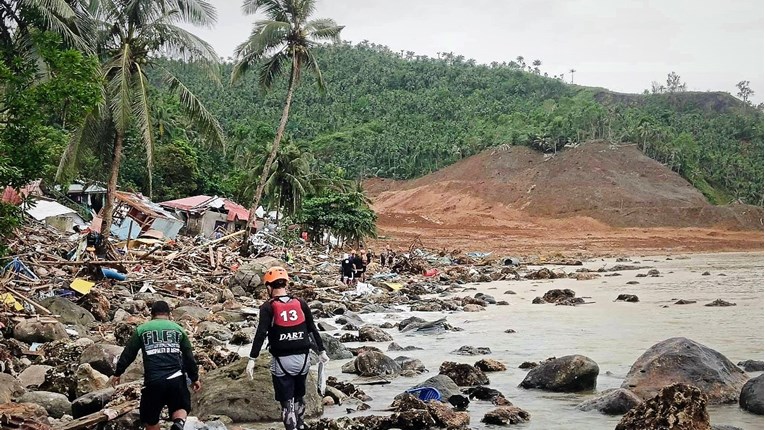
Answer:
[{"left": 111, "top": 301, "right": 200, "bottom": 430}]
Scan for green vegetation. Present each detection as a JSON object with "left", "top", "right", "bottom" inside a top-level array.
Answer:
[{"left": 1, "top": 2, "right": 762, "bottom": 255}]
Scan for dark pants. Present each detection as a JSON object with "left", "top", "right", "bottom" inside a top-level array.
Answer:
[{"left": 139, "top": 376, "right": 190, "bottom": 425}]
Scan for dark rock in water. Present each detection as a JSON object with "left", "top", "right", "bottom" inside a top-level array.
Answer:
[
  {"left": 575, "top": 388, "right": 642, "bottom": 415},
  {"left": 398, "top": 316, "right": 426, "bottom": 331},
  {"left": 354, "top": 351, "right": 401, "bottom": 377},
  {"left": 349, "top": 346, "right": 383, "bottom": 356},
  {"left": 426, "top": 400, "right": 471, "bottom": 428},
  {"left": 497, "top": 300, "right": 509, "bottom": 305},
  {"left": 615, "top": 294, "right": 639, "bottom": 302},
  {"left": 391, "top": 393, "right": 426, "bottom": 411},
  {"left": 463, "top": 386, "right": 508, "bottom": 405},
  {"left": 519, "top": 361, "right": 538, "bottom": 369},
  {"left": 504, "top": 329, "right": 517, "bottom": 334},
  {"left": 555, "top": 297, "right": 585, "bottom": 306},
  {"left": 739, "top": 374, "right": 763, "bottom": 415},
  {"left": 399, "top": 317, "right": 450, "bottom": 335},
  {"left": 229, "top": 329, "right": 252, "bottom": 345},
  {"left": 718, "top": 273, "right": 727, "bottom": 276},
  {"left": 394, "top": 357, "right": 426, "bottom": 374},
  {"left": 440, "top": 361, "right": 489, "bottom": 386},
  {"left": 388, "top": 342, "right": 423, "bottom": 352},
  {"left": 647, "top": 269, "right": 661, "bottom": 276},
  {"left": 481, "top": 406, "right": 531, "bottom": 425},
  {"left": 452, "top": 345, "right": 491, "bottom": 356},
  {"left": 339, "top": 333, "right": 360, "bottom": 342},
  {"left": 475, "top": 359, "right": 507, "bottom": 372},
  {"left": 519, "top": 355, "right": 599, "bottom": 392},
  {"left": 626, "top": 281, "right": 640, "bottom": 285},
  {"left": 379, "top": 322, "right": 395, "bottom": 329},
  {"left": 475, "top": 293, "right": 497, "bottom": 304},
  {"left": 503, "top": 290, "right": 516, "bottom": 295},
  {"left": 675, "top": 299, "right": 697, "bottom": 305},
  {"left": 702, "top": 271, "right": 711, "bottom": 276},
  {"left": 317, "top": 322, "right": 337, "bottom": 331},
  {"left": 711, "top": 426, "right": 743, "bottom": 430},
  {"left": 704, "top": 299, "right": 736, "bottom": 307},
  {"left": 542, "top": 289, "right": 576, "bottom": 303},
  {"left": 319, "top": 333, "right": 353, "bottom": 360},
  {"left": 359, "top": 325, "right": 393, "bottom": 342},
  {"left": 621, "top": 337, "right": 748, "bottom": 404},
  {"left": 532, "top": 297, "right": 545, "bottom": 304},
  {"left": 615, "top": 383, "right": 710, "bottom": 430},
  {"left": 525, "top": 268, "right": 565, "bottom": 280},
  {"left": 737, "top": 360, "right": 764, "bottom": 372},
  {"left": 635, "top": 273, "right": 647, "bottom": 278},
  {"left": 335, "top": 311, "right": 364, "bottom": 328}
]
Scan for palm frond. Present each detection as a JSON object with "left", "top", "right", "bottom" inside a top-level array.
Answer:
[
  {"left": 243, "top": 0, "right": 288, "bottom": 21},
  {"left": 302, "top": 48, "right": 325, "bottom": 92},
  {"left": 258, "top": 49, "right": 290, "bottom": 90},
  {"left": 106, "top": 43, "right": 133, "bottom": 133},
  {"left": 56, "top": 105, "right": 110, "bottom": 184},
  {"left": 305, "top": 18, "right": 343, "bottom": 42},
  {"left": 231, "top": 20, "right": 289, "bottom": 84},
  {"left": 142, "top": 21, "right": 219, "bottom": 62},
  {"left": 164, "top": 71, "right": 225, "bottom": 147},
  {"left": 25, "top": 0, "right": 91, "bottom": 52},
  {"left": 293, "top": 0, "right": 316, "bottom": 23},
  {"left": 168, "top": 0, "right": 218, "bottom": 27},
  {"left": 133, "top": 64, "right": 154, "bottom": 197}
]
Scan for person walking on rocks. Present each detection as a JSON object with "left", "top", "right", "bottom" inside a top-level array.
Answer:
[
  {"left": 111, "top": 301, "right": 200, "bottom": 430},
  {"left": 247, "top": 267, "right": 329, "bottom": 430}
]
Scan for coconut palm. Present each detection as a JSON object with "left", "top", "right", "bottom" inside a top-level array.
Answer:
[
  {"left": 231, "top": 0, "right": 343, "bottom": 251},
  {"left": 56, "top": 0, "right": 224, "bottom": 234},
  {"left": 264, "top": 141, "right": 313, "bottom": 225}
]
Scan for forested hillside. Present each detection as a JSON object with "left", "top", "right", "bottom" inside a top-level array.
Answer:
[{"left": 147, "top": 41, "right": 763, "bottom": 206}]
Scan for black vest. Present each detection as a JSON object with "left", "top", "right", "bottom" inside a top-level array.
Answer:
[{"left": 268, "top": 297, "right": 311, "bottom": 356}]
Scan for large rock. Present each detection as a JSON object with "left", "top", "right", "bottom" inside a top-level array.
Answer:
[
  {"left": 192, "top": 356, "right": 322, "bottom": 422},
  {"left": 399, "top": 317, "right": 450, "bottom": 335},
  {"left": 481, "top": 406, "right": 531, "bottom": 425},
  {"left": 353, "top": 351, "right": 401, "bottom": 377},
  {"left": 172, "top": 306, "right": 210, "bottom": 321},
  {"left": 405, "top": 374, "right": 463, "bottom": 401},
  {"left": 358, "top": 325, "right": 393, "bottom": 342},
  {"left": 576, "top": 388, "right": 642, "bottom": 415},
  {"left": 475, "top": 358, "right": 507, "bottom": 372},
  {"left": 519, "top": 355, "right": 598, "bottom": 392},
  {"left": 0, "top": 373, "right": 25, "bottom": 402},
  {"left": 71, "top": 387, "right": 115, "bottom": 418},
  {"left": 319, "top": 333, "right": 353, "bottom": 360},
  {"left": 439, "top": 361, "right": 489, "bottom": 386},
  {"left": 75, "top": 363, "right": 110, "bottom": 397},
  {"left": 616, "top": 383, "right": 711, "bottom": 430},
  {"left": 737, "top": 360, "right": 764, "bottom": 372},
  {"left": 621, "top": 337, "right": 748, "bottom": 404},
  {"left": 228, "top": 256, "right": 280, "bottom": 290},
  {"left": 198, "top": 321, "right": 233, "bottom": 342},
  {"left": 80, "top": 343, "right": 123, "bottom": 376},
  {"left": 18, "top": 391, "right": 71, "bottom": 418},
  {"left": 426, "top": 400, "right": 470, "bottom": 428},
  {"left": 40, "top": 297, "right": 95, "bottom": 328},
  {"left": 18, "top": 364, "right": 53, "bottom": 387},
  {"left": 739, "top": 374, "right": 763, "bottom": 415},
  {"left": 13, "top": 319, "right": 69, "bottom": 343}
]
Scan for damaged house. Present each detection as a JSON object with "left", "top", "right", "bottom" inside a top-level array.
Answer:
[
  {"left": 92, "top": 191, "right": 184, "bottom": 240},
  {"left": 159, "top": 195, "right": 252, "bottom": 238}
]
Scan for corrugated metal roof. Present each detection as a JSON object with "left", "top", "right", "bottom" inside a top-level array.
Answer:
[
  {"left": 25, "top": 199, "right": 76, "bottom": 220},
  {"left": 160, "top": 195, "right": 250, "bottom": 221}
]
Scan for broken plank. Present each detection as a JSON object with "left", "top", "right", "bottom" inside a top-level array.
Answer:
[{"left": 56, "top": 400, "right": 137, "bottom": 430}]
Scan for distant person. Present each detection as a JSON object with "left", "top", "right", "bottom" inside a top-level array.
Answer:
[
  {"left": 353, "top": 250, "right": 365, "bottom": 282},
  {"left": 380, "top": 246, "right": 390, "bottom": 267},
  {"left": 387, "top": 247, "right": 396, "bottom": 267},
  {"left": 111, "top": 301, "right": 200, "bottom": 430},
  {"left": 340, "top": 253, "right": 354, "bottom": 285},
  {"left": 247, "top": 267, "right": 328, "bottom": 430}
]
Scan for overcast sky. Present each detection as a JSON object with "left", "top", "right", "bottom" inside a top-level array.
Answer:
[{"left": 192, "top": 0, "right": 764, "bottom": 103}]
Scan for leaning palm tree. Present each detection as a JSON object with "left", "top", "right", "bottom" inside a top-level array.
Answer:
[
  {"left": 56, "top": 0, "right": 224, "bottom": 234},
  {"left": 264, "top": 141, "right": 314, "bottom": 225},
  {"left": 231, "top": 0, "right": 343, "bottom": 252}
]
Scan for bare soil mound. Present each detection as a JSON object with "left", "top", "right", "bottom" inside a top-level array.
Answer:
[{"left": 367, "top": 141, "right": 762, "bottom": 231}]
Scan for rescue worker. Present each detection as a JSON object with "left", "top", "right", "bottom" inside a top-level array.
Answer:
[
  {"left": 247, "top": 267, "right": 329, "bottom": 430},
  {"left": 352, "top": 250, "right": 364, "bottom": 282},
  {"left": 111, "top": 301, "right": 200, "bottom": 430},
  {"left": 340, "top": 253, "right": 354, "bottom": 285}
]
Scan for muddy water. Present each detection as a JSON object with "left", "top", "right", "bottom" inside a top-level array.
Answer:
[{"left": 317, "top": 252, "right": 764, "bottom": 430}]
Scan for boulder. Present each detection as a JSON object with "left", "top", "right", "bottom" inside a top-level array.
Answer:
[
  {"left": 440, "top": 361, "right": 489, "bottom": 386},
  {"left": 13, "top": 319, "right": 69, "bottom": 343},
  {"left": 192, "top": 356, "right": 322, "bottom": 422},
  {"left": 40, "top": 297, "right": 95, "bottom": 328},
  {"left": 426, "top": 400, "right": 470, "bottom": 428},
  {"left": 475, "top": 359, "right": 507, "bottom": 372},
  {"left": 79, "top": 343, "right": 123, "bottom": 376},
  {"left": 399, "top": 317, "right": 451, "bottom": 335},
  {"left": 0, "top": 373, "right": 25, "bottom": 402},
  {"left": 230, "top": 329, "right": 253, "bottom": 345},
  {"left": 462, "top": 304, "right": 484, "bottom": 312},
  {"left": 737, "top": 360, "right": 764, "bottom": 372},
  {"left": 463, "top": 386, "right": 509, "bottom": 404},
  {"left": 519, "top": 355, "right": 598, "bottom": 392},
  {"left": 358, "top": 325, "right": 393, "bottom": 342},
  {"left": 75, "top": 363, "right": 110, "bottom": 397},
  {"left": 0, "top": 402, "right": 48, "bottom": 422},
  {"left": 405, "top": 374, "right": 463, "bottom": 401},
  {"left": 354, "top": 351, "right": 401, "bottom": 377},
  {"left": 394, "top": 357, "right": 426, "bottom": 374},
  {"left": 739, "top": 374, "right": 763, "bottom": 415},
  {"left": 481, "top": 406, "right": 531, "bottom": 425},
  {"left": 198, "top": 321, "right": 233, "bottom": 342},
  {"left": 18, "top": 364, "right": 53, "bottom": 387},
  {"left": 621, "top": 337, "right": 748, "bottom": 404},
  {"left": 575, "top": 388, "right": 642, "bottom": 415},
  {"left": 675, "top": 299, "right": 697, "bottom": 305},
  {"left": 71, "top": 387, "right": 115, "bottom": 418},
  {"left": 705, "top": 299, "right": 736, "bottom": 307},
  {"left": 317, "top": 322, "right": 337, "bottom": 332},
  {"left": 319, "top": 333, "right": 353, "bottom": 360},
  {"left": 388, "top": 342, "right": 423, "bottom": 352},
  {"left": 616, "top": 383, "right": 711, "bottom": 430},
  {"left": 615, "top": 294, "right": 639, "bottom": 303},
  {"left": 172, "top": 306, "right": 209, "bottom": 321},
  {"left": 452, "top": 346, "right": 491, "bottom": 356},
  {"left": 228, "top": 256, "right": 280, "bottom": 290},
  {"left": 18, "top": 391, "right": 71, "bottom": 418},
  {"left": 542, "top": 289, "right": 576, "bottom": 303}
]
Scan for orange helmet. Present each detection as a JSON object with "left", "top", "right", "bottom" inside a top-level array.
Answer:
[{"left": 263, "top": 266, "right": 289, "bottom": 285}]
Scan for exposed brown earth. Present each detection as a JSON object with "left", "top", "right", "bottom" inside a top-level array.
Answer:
[{"left": 366, "top": 141, "right": 763, "bottom": 256}]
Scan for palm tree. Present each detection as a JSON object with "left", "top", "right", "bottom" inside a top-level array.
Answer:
[
  {"left": 532, "top": 59, "right": 541, "bottom": 75},
  {"left": 231, "top": 0, "right": 343, "bottom": 252},
  {"left": 56, "top": 0, "right": 224, "bottom": 234},
  {"left": 264, "top": 142, "right": 314, "bottom": 225},
  {"left": 569, "top": 68, "right": 576, "bottom": 84}
]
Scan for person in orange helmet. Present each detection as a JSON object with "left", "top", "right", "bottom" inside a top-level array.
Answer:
[{"left": 246, "top": 267, "right": 327, "bottom": 430}]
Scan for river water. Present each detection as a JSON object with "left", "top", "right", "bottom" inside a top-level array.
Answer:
[{"left": 315, "top": 252, "right": 764, "bottom": 430}]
